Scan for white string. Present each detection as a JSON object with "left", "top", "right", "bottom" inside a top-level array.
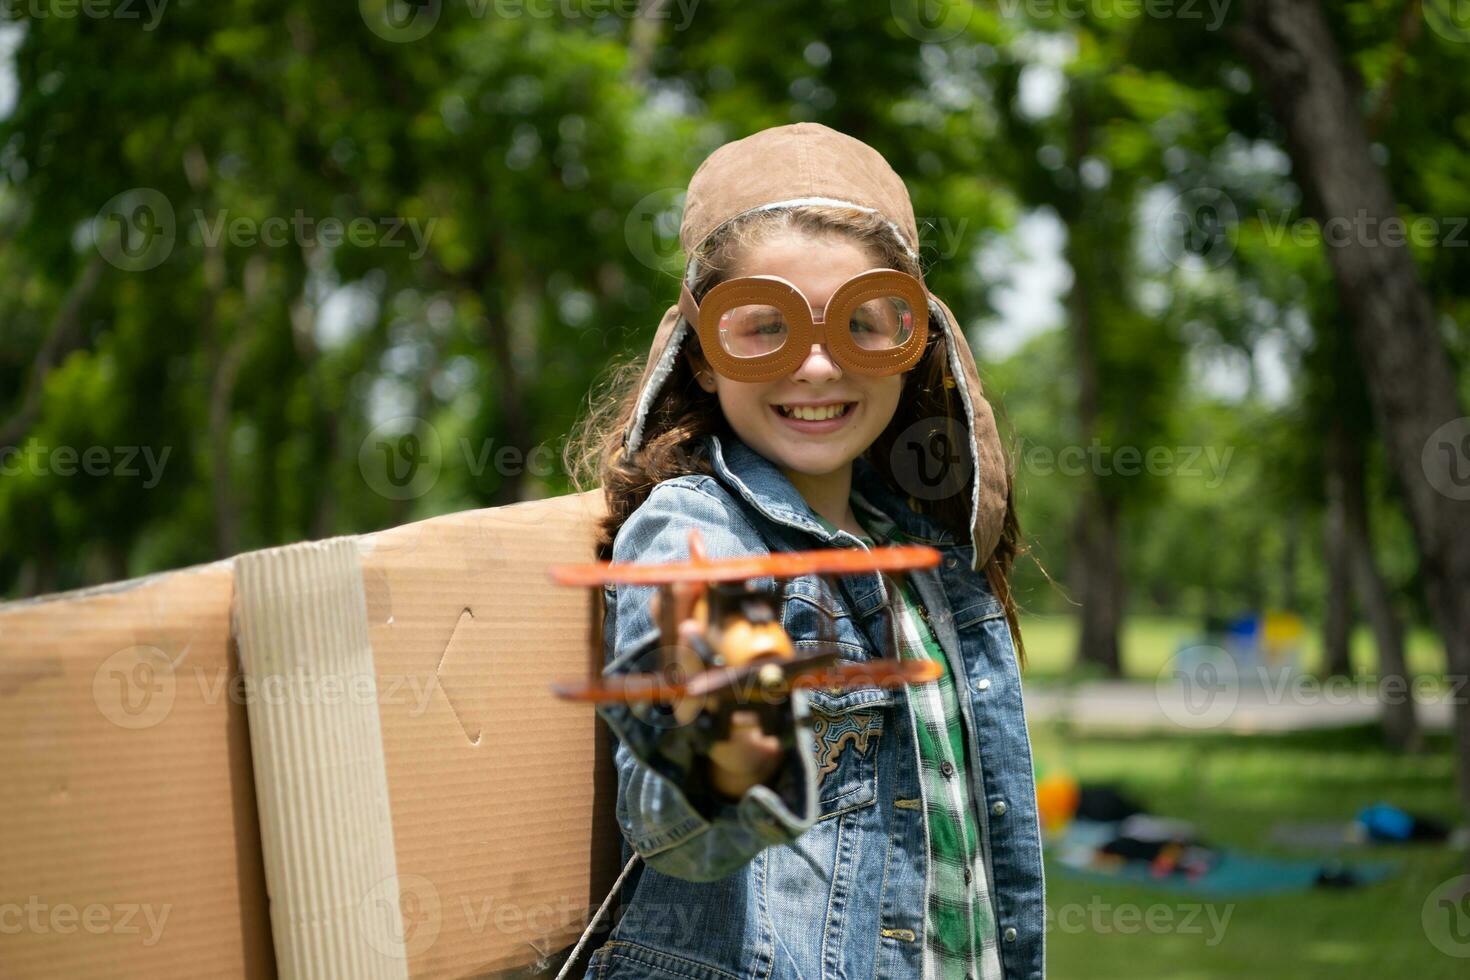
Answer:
[{"left": 553, "top": 852, "right": 642, "bottom": 980}]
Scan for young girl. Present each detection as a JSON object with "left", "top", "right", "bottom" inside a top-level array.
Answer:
[{"left": 566, "top": 123, "right": 1044, "bottom": 980}]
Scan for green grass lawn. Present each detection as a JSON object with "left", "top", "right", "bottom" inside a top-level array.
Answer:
[
  {"left": 1018, "top": 612, "right": 1448, "bottom": 683},
  {"left": 1030, "top": 721, "right": 1466, "bottom": 979}
]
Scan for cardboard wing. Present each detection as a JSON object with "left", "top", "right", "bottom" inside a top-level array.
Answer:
[{"left": 0, "top": 490, "right": 619, "bottom": 979}]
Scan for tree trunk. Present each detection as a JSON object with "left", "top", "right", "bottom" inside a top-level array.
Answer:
[
  {"left": 1066, "top": 257, "right": 1125, "bottom": 677},
  {"left": 1234, "top": 0, "right": 1470, "bottom": 835},
  {"left": 1350, "top": 508, "right": 1420, "bottom": 754},
  {"left": 1281, "top": 506, "right": 1302, "bottom": 613},
  {"left": 1340, "top": 428, "right": 1420, "bottom": 752},
  {"left": 208, "top": 335, "right": 247, "bottom": 557},
  {"left": 0, "top": 254, "right": 105, "bottom": 448},
  {"left": 1064, "top": 87, "right": 1125, "bottom": 677},
  {"left": 486, "top": 280, "right": 535, "bottom": 506},
  {"left": 1072, "top": 490, "right": 1124, "bottom": 676},
  {"left": 1323, "top": 420, "right": 1355, "bottom": 679}
]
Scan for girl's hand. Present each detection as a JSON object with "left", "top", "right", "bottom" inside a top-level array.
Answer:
[
  {"left": 648, "top": 586, "right": 784, "bottom": 797},
  {"left": 707, "top": 709, "right": 785, "bottom": 799}
]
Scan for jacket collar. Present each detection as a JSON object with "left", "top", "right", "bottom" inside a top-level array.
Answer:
[{"left": 703, "top": 430, "right": 955, "bottom": 549}]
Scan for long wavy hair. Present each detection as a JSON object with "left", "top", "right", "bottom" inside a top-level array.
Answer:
[{"left": 565, "top": 204, "right": 1026, "bottom": 665}]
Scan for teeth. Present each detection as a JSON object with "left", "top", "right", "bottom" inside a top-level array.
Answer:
[{"left": 780, "top": 403, "right": 849, "bottom": 421}]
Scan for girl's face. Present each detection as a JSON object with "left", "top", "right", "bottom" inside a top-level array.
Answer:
[{"left": 688, "top": 232, "right": 905, "bottom": 484}]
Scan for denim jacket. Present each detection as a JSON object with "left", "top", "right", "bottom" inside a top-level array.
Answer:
[{"left": 584, "top": 431, "right": 1046, "bottom": 980}]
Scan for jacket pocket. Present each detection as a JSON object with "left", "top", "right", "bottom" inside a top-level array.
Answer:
[
  {"left": 587, "top": 939, "right": 744, "bottom": 980},
  {"left": 951, "top": 587, "right": 1005, "bottom": 629},
  {"left": 802, "top": 680, "right": 892, "bottom": 819}
]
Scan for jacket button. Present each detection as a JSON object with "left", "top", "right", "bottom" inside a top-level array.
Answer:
[
  {"left": 974, "top": 677, "right": 991, "bottom": 692},
  {"left": 963, "top": 866, "right": 972, "bottom": 884},
  {"left": 940, "top": 760, "right": 955, "bottom": 778},
  {"left": 991, "top": 799, "right": 1007, "bottom": 817},
  {"left": 1003, "top": 926, "right": 1017, "bottom": 943}
]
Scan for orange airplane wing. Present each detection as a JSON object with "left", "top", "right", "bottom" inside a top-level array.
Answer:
[{"left": 549, "top": 535, "right": 941, "bottom": 588}]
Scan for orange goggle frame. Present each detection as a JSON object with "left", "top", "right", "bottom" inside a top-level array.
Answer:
[{"left": 677, "top": 268, "right": 930, "bottom": 383}]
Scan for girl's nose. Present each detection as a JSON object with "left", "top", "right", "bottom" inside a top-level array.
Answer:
[{"left": 790, "top": 343, "right": 843, "bottom": 383}]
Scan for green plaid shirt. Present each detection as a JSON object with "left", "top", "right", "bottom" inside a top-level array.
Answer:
[{"left": 816, "top": 492, "right": 1003, "bottom": 980}]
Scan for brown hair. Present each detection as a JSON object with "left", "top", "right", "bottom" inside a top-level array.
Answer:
[{"left": 564, "top": 205, "right": 1026, "bottom": 666}]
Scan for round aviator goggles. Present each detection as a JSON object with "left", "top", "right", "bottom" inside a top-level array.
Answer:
[{"left": 677, "top": 268, "right": 929, "bottom": 383}]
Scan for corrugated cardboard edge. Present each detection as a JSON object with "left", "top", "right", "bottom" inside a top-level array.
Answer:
[{"left": 234, "top": 538, "right": 409, "bottom": 980}]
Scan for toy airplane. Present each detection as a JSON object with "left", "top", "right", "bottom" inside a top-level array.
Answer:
[{"left": 546, "top": 529, "right": 942, "bottom": 756}]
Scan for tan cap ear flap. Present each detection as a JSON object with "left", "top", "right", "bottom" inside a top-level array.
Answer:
[
  {"left": 623, "top": 304, "right": 687, "bottom": 452},
  {"left": 928, "top": 293, "right": 1010, "bottom": 567}
]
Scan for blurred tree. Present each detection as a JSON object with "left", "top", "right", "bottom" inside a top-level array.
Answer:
[
  {"left": 1231, "top": 0, "right": 1469, "bottom": 843},
  {"left": 985, "top": 12, "right": 1191, "bottom": 676},
  {"left": 0, "top": 3, "right": 697, "bottom": 592}
]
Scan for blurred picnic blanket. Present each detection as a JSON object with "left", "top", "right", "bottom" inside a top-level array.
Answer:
[{"left": 1048, "top": 785, "right": 1400, "bottom": 896}]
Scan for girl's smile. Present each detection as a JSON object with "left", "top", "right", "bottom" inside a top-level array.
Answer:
[{"left": 770, "top": 399, "right": 856, "bottom": 429}]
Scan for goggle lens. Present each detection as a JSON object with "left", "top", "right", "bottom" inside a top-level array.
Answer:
[
  {"left": 850, "top": 296, "right": 915, "bottom": 352},
  {"left": 717, "top": 305, "right": 789, "bottom": 358},
  {"left": 716, "top": 294, "right": 915, "bottom": 359}
]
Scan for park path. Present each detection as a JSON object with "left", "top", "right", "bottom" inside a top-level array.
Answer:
[{"left": 1023, "top": 678, "right": 1455, "bottom": 734}]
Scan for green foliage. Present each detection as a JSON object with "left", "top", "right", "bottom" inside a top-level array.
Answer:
[{"left": 0, "top": 0, "right": 1464, "bottom": 674}]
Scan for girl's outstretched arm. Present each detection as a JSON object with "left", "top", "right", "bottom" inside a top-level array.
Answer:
[{"left": 594, "top": 478, "right": 822, "bottom": 882}]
